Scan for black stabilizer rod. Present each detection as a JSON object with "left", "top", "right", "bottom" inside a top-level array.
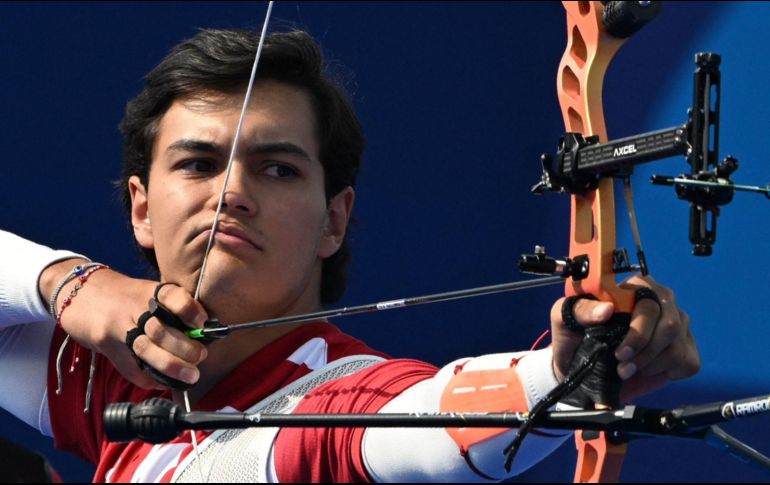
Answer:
[
  {"left": 661, "top": 394, "right": 770, "bottom": 432},
  {"left": 104, "top": 398, "right": 651, "bottom": 444},
  {"left": 103, "top": 396, "right": 770, "bottom": 473},
  {"left": 105, "top": 395, "right": 770, "bottom": 444}
]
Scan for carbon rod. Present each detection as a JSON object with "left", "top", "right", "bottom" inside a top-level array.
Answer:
[
  {"left": 652, "top": 176, "right": 770, "bottom": 197},
  {"left": 188, "top": 276, "right": 564, "bottom": 340},
  {"left": 705, "top": 425, "right": 770, "bottom": 473}
]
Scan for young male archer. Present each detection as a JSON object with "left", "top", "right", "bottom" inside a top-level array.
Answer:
[{"left": 0, "top": 29, "right": 699, "bottom": 482}]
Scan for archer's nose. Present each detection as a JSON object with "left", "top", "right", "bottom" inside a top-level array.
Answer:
[
  {"left": 221, "top": 189, "right": 257, "bottom": 217},
  {"left": 217, "top": 161, "right": 258, "bottom": 216}
]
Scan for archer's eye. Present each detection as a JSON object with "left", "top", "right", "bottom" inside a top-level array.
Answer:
[
  {"left": 180, "top": 159, "right": 217, "bottom": 173},
  {"left": 263, "top": 163, "right": 299, "bottom": 179}
]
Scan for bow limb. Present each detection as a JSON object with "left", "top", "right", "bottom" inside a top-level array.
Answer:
[{"left": 558, "top": 2, "right": 635, "bottom": 482}]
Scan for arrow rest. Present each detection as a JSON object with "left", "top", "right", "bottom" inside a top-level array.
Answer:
[
  {"left": 519, "top": 246, "right": 642, "bottom": 280},
  {"left": 519, "top": 246, "right": 590, "bottom": 280}
]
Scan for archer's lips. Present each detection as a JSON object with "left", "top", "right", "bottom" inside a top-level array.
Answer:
[{"left": 201, "top": 225, "right": 262, "bottom": 252}]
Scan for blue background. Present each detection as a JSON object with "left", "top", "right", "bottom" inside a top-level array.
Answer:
[{"left": 0, "top": 2, "right": 768, "bottom": 482}]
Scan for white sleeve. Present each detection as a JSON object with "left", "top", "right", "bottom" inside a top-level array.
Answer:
[
  {"left": 362, "top": 347, "right": 571, "bottom": 482},
  {"left": 0, "top": 229, "right": 84, "bottom": 436},
  {"left": 0, "top": 229, "right": 84, "bottom": 327},
  {"left": 0, "top": 322, "right": 55, "bottom": 436}
]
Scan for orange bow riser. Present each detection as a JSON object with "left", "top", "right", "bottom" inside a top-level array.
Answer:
[{"left": 557, "top": 2, "right": 652, "bottom": 482}]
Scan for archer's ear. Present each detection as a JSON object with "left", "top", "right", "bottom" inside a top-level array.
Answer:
[
  {"left": 128, "top": 175, "right": 154, "bottom": 249},
  {"left": 318, "top": 186, "right": 355, "bottom": 259}
]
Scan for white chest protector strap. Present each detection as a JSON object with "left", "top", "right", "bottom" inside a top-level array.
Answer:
[{"left": 172, "top": 354, "right": 385, "bottom": 483}]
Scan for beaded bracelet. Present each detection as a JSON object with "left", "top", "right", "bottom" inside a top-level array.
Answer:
[
  {"left": 49, "top": 262, "right": 109, "bottom": 414},
  {"left": 48, "top": 262, "right": 103, "bottom": 319},
  {"left": 55, "top": 264, "right": 110, "bottom": 326}
]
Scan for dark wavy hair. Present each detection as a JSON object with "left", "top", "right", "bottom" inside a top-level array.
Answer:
[{"left": 117, "top": 29, "right": 363, "bottom": 305}]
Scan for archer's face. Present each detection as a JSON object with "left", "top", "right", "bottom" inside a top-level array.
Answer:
[{"left": 129, "top": 81, "right": 353, "bottom": 322}]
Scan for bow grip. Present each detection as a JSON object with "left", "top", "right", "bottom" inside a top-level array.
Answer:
[{"left": 562, "top": 311, "right": 631, "bottom": 409}]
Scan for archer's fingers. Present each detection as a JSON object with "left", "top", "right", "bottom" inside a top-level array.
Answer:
[
  {"left": 564, "top": 298, "right": 615, "bottom": 327},
  {"left": 143, "top": 316, "right": 208, "bottom": 364},
  {"left": 634, "top": 315, "right": 700, "bottom": 380},
  {"left": 628, "top": 305, "right": 687, "bottom": 372},
  {"left": 615, "top": 277, "right": 673, "bottom": 364},
  {"left": 111, "top": 352, "right": 162, "bottom": 389},
  {"left": 130, "top": 333, "right": 201, "bottom": 386},
  {"left": 155, "top": 283, "right": 208, "bottom": 329},
  {"left": 614, "top": 297, "right": 663, "bottom": 367}
]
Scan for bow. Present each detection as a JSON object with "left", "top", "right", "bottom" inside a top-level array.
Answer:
[
  {"left": 6, "top": 2, "right": 768, "bottom": 482},
  {"left": 146, "top": 0, "right": 768, "bottom": 478},
  {"left": 119, "top": 2, "right": 769, "bottom": 481},
  {"left": 520, "top": 2, "right": 768, "bottom": 481}
]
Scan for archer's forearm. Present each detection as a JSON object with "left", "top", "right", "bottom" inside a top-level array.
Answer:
[{"left": 0, "top": 229, "right": 84, "bottom": 327}]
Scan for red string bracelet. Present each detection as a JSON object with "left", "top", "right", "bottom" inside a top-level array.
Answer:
[{"left": 54, "top": 264, "right": 109, "bottom": 371}]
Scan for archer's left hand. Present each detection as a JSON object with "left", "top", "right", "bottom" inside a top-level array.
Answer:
[{"left": 549, "top": 275, "right": 701, "bottom": 402}]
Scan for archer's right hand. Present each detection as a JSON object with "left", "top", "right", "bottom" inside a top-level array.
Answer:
[{"left": 42, "top": 260, "right": 208, "bottom": 388}]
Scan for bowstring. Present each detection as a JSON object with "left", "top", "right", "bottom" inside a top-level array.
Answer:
[
  {"left": 186, "top": 2, "right": 275, "bottom": 481},
  {"left": 194, "top": 0, "right": 274, "bottom": 301}
]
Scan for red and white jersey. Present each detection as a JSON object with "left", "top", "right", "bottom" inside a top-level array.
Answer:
[
  {"left": 47, "top": 322, "right": 437, "bottom": 482},
  {"left": 0, "top": 231, "right": 563, "bottom": 482}
]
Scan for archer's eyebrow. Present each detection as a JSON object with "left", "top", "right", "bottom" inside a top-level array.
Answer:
[
  {"left": 166, "top": 139, "right": 226, "bottom": 157},
  {"left": 166, "top": 139, "right": 313, "bottom": 163},
  {"left": 247, "top": 142, "right": 313, "bottom": 163}
]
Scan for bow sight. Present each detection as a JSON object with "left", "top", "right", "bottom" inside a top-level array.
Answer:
[{"left": 523, "top": 51, "right": 768, "bottom": 281}]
